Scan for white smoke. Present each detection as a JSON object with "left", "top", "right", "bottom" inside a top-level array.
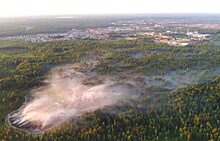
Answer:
[{"left": 8, "top": 64, "right": 138, "bottom": 133}]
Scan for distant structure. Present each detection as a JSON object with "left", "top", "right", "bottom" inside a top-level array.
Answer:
[{"left": 186, "top": 31, "right": 210, "bottom": 38}]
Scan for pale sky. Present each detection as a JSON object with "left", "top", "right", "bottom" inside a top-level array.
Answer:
[{"left": 0, "top": 0, "right": 220, "bottom": 17}]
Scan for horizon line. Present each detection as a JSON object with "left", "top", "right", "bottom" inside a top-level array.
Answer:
[{"left": 1, "top": 13, "right": 220, "bottom": 18}]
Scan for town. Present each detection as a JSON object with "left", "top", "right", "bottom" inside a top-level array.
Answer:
[{"left": 0, "top": 19, "right": 213, "bottom": 46}]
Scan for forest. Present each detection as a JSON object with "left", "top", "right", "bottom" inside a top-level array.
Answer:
[{"left": 0, "top": 38, "right": 219, "bottom": 141}]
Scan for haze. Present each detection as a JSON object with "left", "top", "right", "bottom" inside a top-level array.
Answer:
[{"left": 0, "top": 0, "right": 220, "bottom": 17}]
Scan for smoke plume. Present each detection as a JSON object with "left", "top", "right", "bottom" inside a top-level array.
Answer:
[{"left": 8, "top": 64, "right": 138, "bottom": 133}]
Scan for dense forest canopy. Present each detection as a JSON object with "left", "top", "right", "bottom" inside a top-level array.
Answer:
[{"left": 0, "top": 38, "right": 219, "bottom": 141}]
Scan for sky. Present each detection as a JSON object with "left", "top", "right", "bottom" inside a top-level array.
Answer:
[{"left": 0, "top": 0, "right": 220, "bottom": 17}]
